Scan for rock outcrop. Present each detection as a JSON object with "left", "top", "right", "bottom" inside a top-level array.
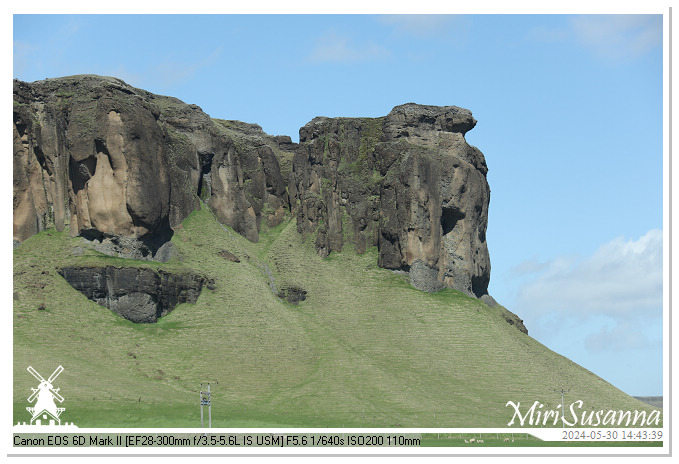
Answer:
[
  {"left": 58, "top": 265, "right": 205, "bottom": 323},
  {"left": 277, "top": 286, "right": 308, "bottom": 305},
  {"left": 14, "top": 75, "right": 498, "bottom": 304},
  {"left": 13, "top": 75, "right": 290, "bottom": 257},
  {"left": 287, "top": 104, "right": 491, "bottom": 298}
]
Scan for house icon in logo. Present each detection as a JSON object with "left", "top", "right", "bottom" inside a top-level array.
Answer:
[{"left": 14, "top": 365, "right": 78, "bottom": 430}]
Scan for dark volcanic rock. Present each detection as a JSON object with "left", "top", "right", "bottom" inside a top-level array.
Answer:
[
  {"left": 290, "top": 103, "right": 491, "bottom": 298},
  {"left": 14, "top": 76, "right": 518, "bottom": 326},
  {"left": 58, "top": 265, "right": 205, "bottom": 323},
  {"left": 13, "top": 76, "right": 171, "bottom": 249},
  {"left": 277, "top": 287, "right": 308, "bottom": 305},
  {"left": 13, "top": 75, "right": 291, "bottom": 254}
]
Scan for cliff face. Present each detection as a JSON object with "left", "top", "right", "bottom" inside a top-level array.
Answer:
[
  {"left": 13, "top": 75, "right": 288, "bottom": 258},
  {"left": 14, "top": 75, "right": 492, "bottom": 299},
  {"left": 288, "top": 104, "right": 491, "bottom": 297}
]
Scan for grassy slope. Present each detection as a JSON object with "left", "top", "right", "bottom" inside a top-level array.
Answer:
[{"left": 13, "top": 206, "right": 659, "bottom": 428}]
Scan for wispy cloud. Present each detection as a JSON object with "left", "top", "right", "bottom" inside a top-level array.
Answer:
[
  {"left": 150, "top": 47, "right": 223, "bottom": 90},
  {"left": 515, "top": 228, "right": 662, "bottom": 318},
  {"left": 511, "top": 229, "right": 662, "bottom": 359},
  {"left": 309, "top": 31, "right": 390, "bottom": 63},
  {"left": 525, "top": 15, "right": 662, "bottom": 63},
  {"left": 57, "top": 18, "right": 82, "bottom": 39},
  {"left": 524, "top": 24, "right": 570, "bottom": 44},
  {"left": 584, "top": 320, "right": 661, "bottom": 354},
  {"left": 510, "top": 257, "right": 552, "bottom": 276},
  {"left": 570, "top": 14, "right": 662, "bottom": 62},
  {"left": 14, "top": 17, "right": 83, "bottom": 79},
  {"left": 379, "top": 14, "right": 460, "bottom": 38},
  {"left": 13, "top": 41, "right": 37, "bottom": 77}
]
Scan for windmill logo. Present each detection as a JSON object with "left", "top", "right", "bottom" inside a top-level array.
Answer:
[
  {"left": 25, "top": 366, "right": 66, "bottom": 426},
  {"left": 14, "top": 365, "right": 77, "bottom": 430}
]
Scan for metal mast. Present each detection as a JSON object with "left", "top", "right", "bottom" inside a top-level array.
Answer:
[
  {"left": 553, "top": 388, "right": 569, "bottom": 427},
  {"left": 200, "top": 382, "right": 213, "bottom": 428}
]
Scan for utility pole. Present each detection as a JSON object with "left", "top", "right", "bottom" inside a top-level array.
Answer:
[
  {"left": 200, "top": 382, "right": 215, "bottom": 428},
  {"left": 553, "top": 388, "right": 569, "bottom": 428}
]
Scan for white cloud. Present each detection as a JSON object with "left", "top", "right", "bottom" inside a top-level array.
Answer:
[
  {"left": 515, "top": 229, "right": 662, "bottom": 318},
  {"left": 525, "top": 15, "right": 661, "bottom": 63},
  {"left": 511, "top": 229, "right": 663, "bottom": 368},
  {"left": 570, "top": 14, "right": 662, "bottom": 61},
  {"left": 584, "top": 319, "right": 661, "bottom": 354},
  {"left": 309, "top": 31, "right": 390, "bottom": 63}
]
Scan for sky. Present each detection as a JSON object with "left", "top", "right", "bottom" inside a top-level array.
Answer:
[{"left": 10, "top": 9, "right": 667, "bottom": 397}]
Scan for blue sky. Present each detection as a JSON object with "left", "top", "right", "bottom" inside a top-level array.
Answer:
[{"left": 12, "top": 12, "right": 666, "bottom": 396}]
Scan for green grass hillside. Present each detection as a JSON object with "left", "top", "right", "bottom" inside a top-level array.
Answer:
[{"left": 13, "top": 206, "right": 660, "bottom": 428}]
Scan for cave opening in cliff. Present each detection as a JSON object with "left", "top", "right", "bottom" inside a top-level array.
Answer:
[
  {"left": 68, "top": 155, "right": 97, "bottom": 194},
  {"left": 441, "top": 205, "right": 465, "bottom": 236},
  {"left": 471, "top": 274, "right": 489, "bottom": 299}
]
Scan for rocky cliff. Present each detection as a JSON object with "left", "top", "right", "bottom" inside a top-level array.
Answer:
[
  {"left": 287, "top": 104, "right": 491, "bottom": 297},
  {"left": 14, "top": 75, "right": 496, "bottom": 302},
  {"left": 13, "top": 75, "right": 289, "bottom": 258}
]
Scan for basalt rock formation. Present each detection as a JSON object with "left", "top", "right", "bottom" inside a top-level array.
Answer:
[
  {"left": 13, "top": 75, "right": 289, "bottom": 258},
  {"left": 58, "top": 266, "right": 205, "bottom": 323},
  {"left": 287, "top": 104, "right": 491, "bottom": 298},
  {"left": 14, "top": 75, "right": 500, "bottom": 308}
]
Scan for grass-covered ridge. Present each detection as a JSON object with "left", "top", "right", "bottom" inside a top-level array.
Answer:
[{"left": 13, "top": 206, "right": 660, "bottom": 428}]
